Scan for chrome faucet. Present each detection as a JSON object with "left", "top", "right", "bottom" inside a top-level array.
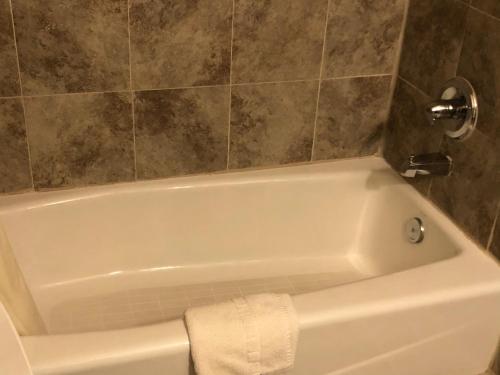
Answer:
[
  {"left": 400, "top": 153, "right": 452, "bottom": 178},
  {"left": 424, "top": 77, "right": 478, "bottom": 140},
  {"left": 425, "top": 96, "right": 469, "bottom": 123}
]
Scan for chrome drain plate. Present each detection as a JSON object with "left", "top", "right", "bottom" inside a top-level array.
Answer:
[{"left": 405, "top": 217, "right": 425, "bottom": 244}]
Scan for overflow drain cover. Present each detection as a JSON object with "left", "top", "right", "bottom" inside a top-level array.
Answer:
[{"left": 405, "top": 217, "right": 424, "bottom": 244}]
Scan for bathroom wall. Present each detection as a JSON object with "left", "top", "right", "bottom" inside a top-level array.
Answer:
[
  {"left": 384, "top": 0, "right": 500, "bottom": 264},
  {"left": 0, "top": 0, "right": 406, "bottom": 194}
]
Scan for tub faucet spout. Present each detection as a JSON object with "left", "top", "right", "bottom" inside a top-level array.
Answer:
[{"left": 400, "top": 153, "right": 452, "bottom": 178}]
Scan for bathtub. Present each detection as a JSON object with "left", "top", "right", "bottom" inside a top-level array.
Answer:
[{"left": 0, "top": 157, "right": 499, "bottom": 375}]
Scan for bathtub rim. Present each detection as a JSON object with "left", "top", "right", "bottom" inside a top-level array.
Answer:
[{"left": 0, "top": 156, "right": 387, "bottom": 214}]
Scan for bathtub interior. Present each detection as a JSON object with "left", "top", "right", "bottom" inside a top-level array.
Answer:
[{"left": 0, "top": 159, "right": 460, "bottom": 335}]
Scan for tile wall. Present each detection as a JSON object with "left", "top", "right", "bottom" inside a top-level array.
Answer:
[
  {"left": 384, "top": 0, "right": 500, "bottom": 263},
  {"left": 383, "top": 2, "right": 499, "bottom": 371},
  {"left": 0, "top": 0, "right": 406, "bottom": 193}
]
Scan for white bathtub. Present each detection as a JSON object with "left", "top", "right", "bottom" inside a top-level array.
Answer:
[{"left": 1, "top": 157, "right": 499, "bottom": 375}]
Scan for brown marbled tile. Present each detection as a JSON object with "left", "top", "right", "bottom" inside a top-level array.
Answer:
[
  {"left": 457, "top": 8, "right": 500, "bottom": 141},
  {"left": 130, "top": 0, "right": 232, "bottom": 90},
  {"left": 229, "top": 81, "right": 317, "bottom": 169},
  {"left": 0, "top": 98, "right": 31, "bottom": 193},
  {"left": 430, "top": 131, "right": 499, "bottom": 248},
  {"left": 429, "top": 5, "right": 500, "bottom": 251},
  {"left": 12, "top": 0, "right": 129, "bottom": 95},
  {"left": 313, "top": 76, "right": 392, "bottom": 160},
  {"left": 491, "top": 207, "right": 500, "bottom": 261},
  {"left": 231, "top": 0, "right": 327, "bottom": 83},
  {"left": 323, "top": 0, "right": 405, "bottom": 78},
  {"left": 472, "top": 0, "right": 500, "bottom": 19},
  {"left": 134, "top": 86, "right": 229, "bottom": 179},
  {"left": 383, "top": 78, "right": 444, "bottom": 194},
  {"left": 0, "top": 0, "right": 20, "bottom": 97},
  {"left": 25, "top": 93, "right": 135, "bottom": 189},
  {"left": 399, "top": 0, "right": 468, "bottom": 96}
]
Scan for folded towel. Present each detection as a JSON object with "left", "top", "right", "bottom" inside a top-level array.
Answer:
[{"left": 185, "top": 293, "right": 299, "bottom": 375}]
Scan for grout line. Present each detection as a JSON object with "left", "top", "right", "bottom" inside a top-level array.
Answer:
[
  {"left": 321, "top": 73, "right": 392, "bottom": 82},
  {"left": 7, "top": 0, "right": 22, "bottom": 98},
  {"left": 226, "top": 0, "right": 236, "bottom": 170},
  {"left": 378, "top": 0, "right": 410, "bottom": 156},
  {"left": 454, "top": 3, "right": 470, "bottom": 79},
  {"left": 398, "top": 75, "right": 430, "bottom": 98},
  {"left": 469, "top": 5, "right": 500, "bottom": 23},
  {"left": 231, "top": 78, "right": 319, "bottom": 87},
  {"left": 7, "top": 0, "right": 34, "bottom": 190},
  {"left": 310, "top": 0, "right": 331, "bottom": 162},
  {"left": 0, "top": 95, "right": 22, "bottom": 100},
  {"left": 22, "top": 89, "right": 131, "bottom": 99},
  {"left": 0, "top": 75, "right": 401, "bottom": 101},
  {"left": 134, "top": 83, "right": 228, "bottom": 93},
  {"left": 130, "top": 97, "right": 138, "bottom": 180},
  {"left": 486, "top": 203, "right": 499, "bottom": 251},
  {"left": 127, "top": 0, "right": 138, "bottom": 180}
]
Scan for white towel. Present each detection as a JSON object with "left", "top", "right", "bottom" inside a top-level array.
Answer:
[{"left": 185, "top": 293, "right": 299, "bottom": 375}]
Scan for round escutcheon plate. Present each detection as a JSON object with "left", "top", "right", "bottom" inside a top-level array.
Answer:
[
  {"left": 405, "top": 217, "right": 425, "bottom": 244},
  {"left": 439, "top": 77, "right": 478, "bottom": 141}
]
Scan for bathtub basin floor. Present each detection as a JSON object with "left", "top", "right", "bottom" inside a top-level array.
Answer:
[{"left": 47, "top": 262, "right": 368, "bottom": 334}]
